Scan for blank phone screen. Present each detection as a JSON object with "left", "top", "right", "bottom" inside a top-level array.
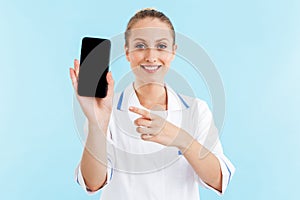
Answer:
[{"left": 78, "top": 37, "right": 111, "bottom": 98}]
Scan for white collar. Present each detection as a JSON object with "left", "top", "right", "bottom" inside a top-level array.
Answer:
[{"left": 116, "top": 82, "right": 189, "bottom": 111}]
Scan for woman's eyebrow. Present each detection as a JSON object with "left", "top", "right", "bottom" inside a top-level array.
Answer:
[
  {"left": 155, "top": 38, "right": 170, "bottom": 42},
  {"left": 133, "top": 38, "right": 146, "bottom": 42},
  {"left": 132, "top": 38, "right": 170, "bottom": 42}
]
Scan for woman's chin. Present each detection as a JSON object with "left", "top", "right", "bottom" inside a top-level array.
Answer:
[{"left": 135, "top": 77, "right": 165, "bottom": 86}]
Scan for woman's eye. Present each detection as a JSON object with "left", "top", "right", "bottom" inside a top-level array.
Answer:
[
  {"left": 157, "top": 44, "right": 167, "bottom": 49},
  {"left": 135, "top": 44, "right": 146, "bottom": 49}
]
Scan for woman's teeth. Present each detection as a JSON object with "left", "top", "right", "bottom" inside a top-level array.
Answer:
[{"left": 141, "top": 65, "right": 161, "bottom": 73}]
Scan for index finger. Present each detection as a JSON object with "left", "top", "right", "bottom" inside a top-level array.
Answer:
[
  {"left": 129, "top": 106, "right": 151, "bottom": 119},
  {"left": 74, "top": 59, "right": 80, "bottom": 75}
]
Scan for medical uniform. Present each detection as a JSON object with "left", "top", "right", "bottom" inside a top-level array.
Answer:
[{"left": 75, "top": 83, "right": 235, "bottom": 200}]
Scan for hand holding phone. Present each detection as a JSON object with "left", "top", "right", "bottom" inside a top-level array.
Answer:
[
  {"left": 69, "top": 37, "right": 114, "bottom": 124},
  {"left": 70, "top": 60, "right": 114, "bottom": 126}
]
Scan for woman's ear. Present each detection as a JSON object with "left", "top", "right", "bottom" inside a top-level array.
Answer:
[
  {"left": 170, "top": 44, "right": 177, "bottom": 61},
  {"left": 124, "top": 45, "right": 130, "bottom": 62},
  {"left": 172, "top": 44, "right": 177, "bottom": 54}
]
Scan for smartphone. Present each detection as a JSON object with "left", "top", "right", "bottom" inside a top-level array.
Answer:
[{"left": 77, "top": 37, "right": 111, "bottom": 98}]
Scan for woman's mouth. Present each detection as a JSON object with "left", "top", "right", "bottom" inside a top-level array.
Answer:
[{"left": 140, "top": 65, "right": 162, "bottom": 73}]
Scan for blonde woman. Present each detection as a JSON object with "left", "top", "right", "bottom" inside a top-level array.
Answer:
[{"left": 70, "top": 8, "right": 235, "bottom": 200}]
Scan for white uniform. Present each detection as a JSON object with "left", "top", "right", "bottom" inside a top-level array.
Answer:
[{"left": 75, "top": 83, "right": 235, "bottom": 200}]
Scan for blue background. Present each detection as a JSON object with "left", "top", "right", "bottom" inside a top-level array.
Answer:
[{"left": 1, "top": 0, "right": 299, "bottom": 199}]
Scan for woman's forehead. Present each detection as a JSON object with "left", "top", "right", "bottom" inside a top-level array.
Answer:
[{"left": 128, "top": 27, "right": 173, "bottom": 42}]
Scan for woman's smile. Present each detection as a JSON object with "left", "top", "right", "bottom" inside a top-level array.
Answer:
[{"left": 140, "top": 64, "right": 162, "bottom": 73}]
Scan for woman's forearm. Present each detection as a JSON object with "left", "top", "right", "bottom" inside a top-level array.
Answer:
[
  {"left": 178, "top": 130, "right": 222, "bottom": 192},
  {"left": 80, "top": 120, "right": 109, "bottom": 191}
]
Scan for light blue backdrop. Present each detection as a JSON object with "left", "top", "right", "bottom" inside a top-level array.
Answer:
[{"left": 1, "top": 0, "right": 299, "bottom": 199}]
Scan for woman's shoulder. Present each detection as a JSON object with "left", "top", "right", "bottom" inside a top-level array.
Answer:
[{"left": 177, "top": 93, "right": 210, "bottom": 111}]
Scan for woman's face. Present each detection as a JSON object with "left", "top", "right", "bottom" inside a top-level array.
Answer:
[{"left": 125, "top": 17, "right": 177, "bottom": 85}]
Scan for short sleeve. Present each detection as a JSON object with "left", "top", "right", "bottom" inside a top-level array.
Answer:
[{"left": 195, "top": 101, "right": 235, "bottom": 195}]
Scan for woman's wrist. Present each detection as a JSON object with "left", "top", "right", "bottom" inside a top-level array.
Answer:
[
  {"left": 173, "top": 128, "right": 195, "bottom": 152},
  {"left": 88, "top": 109, "right": 111, "bottom": 126},
  {"left": 88, "top": 118, "right": 110, "bottom": 135}
]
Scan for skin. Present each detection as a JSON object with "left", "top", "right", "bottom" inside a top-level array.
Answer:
[
  {"left": 70, "top": 59, "right": 113, "bottom": 191},
  {"left": 125, "top": 23, "right": 176, "bottom": 109},
  {"left": 69, "top": 17, "right": 222, "bottom": 193}
]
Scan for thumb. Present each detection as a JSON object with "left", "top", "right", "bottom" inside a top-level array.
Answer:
[
  {"left": 141, "top": 134, "right": 155, "bottom": 141},
  {"left": 106, "top": 71, "right": 114, "bottom": 98}
]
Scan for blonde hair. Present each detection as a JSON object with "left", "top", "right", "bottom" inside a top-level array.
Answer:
[{"left": 125, "top": 8, "right": 175, "bottom": 47}]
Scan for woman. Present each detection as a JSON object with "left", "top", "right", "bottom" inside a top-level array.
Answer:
[{"left": 70, "top": 8, "right": 235, "bottom": 200}]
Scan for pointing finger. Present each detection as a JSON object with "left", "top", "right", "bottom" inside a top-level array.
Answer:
[{"left": 129, "top": 106, "right": 151, "bottom": 119}]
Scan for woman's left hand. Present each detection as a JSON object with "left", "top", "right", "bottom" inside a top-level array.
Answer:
[{"left": 129, "top": 106, "right": 192, "bottom": 148}]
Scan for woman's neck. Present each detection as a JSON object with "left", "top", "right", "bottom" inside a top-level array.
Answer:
[{"left": 133, "top": 82, "right": 168, "bottom": 110}]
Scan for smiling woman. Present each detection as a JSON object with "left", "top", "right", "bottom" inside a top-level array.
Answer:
[
  {"left": 125, "top": 27, "right": 176, "bottom": 96},
  {"left": 70, "top": 8, "right": 235, "bottom": 200}
]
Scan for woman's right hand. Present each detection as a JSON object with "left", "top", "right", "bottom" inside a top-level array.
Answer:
[{"left": 69, "top": 59, "right": 114, "bottom": 125}]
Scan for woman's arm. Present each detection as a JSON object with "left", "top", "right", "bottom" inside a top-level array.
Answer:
[
  {"left": 129, "top": 106, "right": 223, "bottom": 192},
  {"left": 70, "top": 59, "right": 114, "bottom": 192},
  {"left": 177, "top": 132, "right": 222, "bottom": 192},
  {"left": 80, "top": 121, "right": 110, "bottom": 191}
]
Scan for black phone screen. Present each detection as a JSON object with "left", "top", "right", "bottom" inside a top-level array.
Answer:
[{"left": 78, "top": 37, "right": 111, "bottom": 98}]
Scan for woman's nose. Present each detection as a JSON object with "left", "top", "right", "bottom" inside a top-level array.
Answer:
[{"left": 144, "top": 48, "right": 157, "bottom": 63}]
